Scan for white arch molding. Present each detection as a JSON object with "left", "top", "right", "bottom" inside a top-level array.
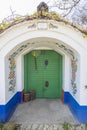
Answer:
[
  {"left": 0, "top": 20, "right": 87, "bottom": 123},
  {"left": 16, "top": 41, "right": 70, "bottom": 92}
]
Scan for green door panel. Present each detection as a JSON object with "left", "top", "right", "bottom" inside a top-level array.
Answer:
[{"left": 24, "top": 50, "right": 62, "bottom": 98}]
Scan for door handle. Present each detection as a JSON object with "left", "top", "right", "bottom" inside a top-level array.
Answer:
[{"left": 45, "top": 81, "right": 49, "bottom": 87}]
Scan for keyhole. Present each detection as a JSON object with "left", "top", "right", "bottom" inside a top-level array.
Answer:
[
  {"left": 45, "top": 59, "right": 48, "bottom": 66},
  {"left": 45, "top": 81, "right": 49, "bottom": 87}
]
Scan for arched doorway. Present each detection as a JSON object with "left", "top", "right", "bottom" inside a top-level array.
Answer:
[
  {"left": 24, "top": 50, "right": 62, "bottom": 98},
  {"left": 0, "top": 19, "right": 87, "bottom": 123}
]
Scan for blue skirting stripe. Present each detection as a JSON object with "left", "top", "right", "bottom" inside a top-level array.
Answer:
[
  {"left": 63, "top": 91, "right": 69, "bottom": 103},
  {"left": 64, "top": 92, "right": 87, "bottom": 123},
  {"left": 17, "top": 91, "right": 23, "bottom": 103},
  {"left": 0, "top": 91, "right": 87, "bottom": 123},
  {"left": 0, "top": 91, "right": 22, "bottom": 122}
]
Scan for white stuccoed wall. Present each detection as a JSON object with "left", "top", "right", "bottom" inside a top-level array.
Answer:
[
  {"left": 0, "top": 20, "right": 87, "bottom": 105},
  {"left": 79, "top": 52, "right": 87, "bottom": 105},
  {"left": 0, "top": 57, "right": 6, "bottom": 104}
]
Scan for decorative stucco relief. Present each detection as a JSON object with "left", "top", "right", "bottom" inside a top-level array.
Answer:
[
  {"left": 8, "top": 43, "right": 31, "bottom": 92},
  {"left": 28, "top": 23, "right": 36, "bottom": 29},
  {"left": 49, "top": 23, "right": 58, "bottom": 29},
  {"left": 27, "top": 22, "right": 58, "bottom": 30},
  {"left": 56, "top": 43, "right": 78, "bottom": 95},
  {"left": 37, "top": 22, "right": 48, "bottom": 30},
  {"left": 8, "top": 41, "right": 78, "bottom": 95},
  {"left": 56, "top": 43, "right": 75, "bottom": 58},
  {"left": 71, "top": 59, "right": 77, "bottom": 95},
  {"left": 8, "top": 55, "right": 16, "bottom": 92}
]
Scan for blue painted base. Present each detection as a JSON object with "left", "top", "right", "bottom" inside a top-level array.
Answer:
[
  {"left": 17, "top": 91, "right": 23, "bottom": 103},
  {"left": 64, "top": 92, "right": 87, "bottom": 123},
  {"left": 0, "top": 91, "right": 87, "bottom": 123},
  {"left": 0, "top": 91, "right": 23, "bottom": 122}
]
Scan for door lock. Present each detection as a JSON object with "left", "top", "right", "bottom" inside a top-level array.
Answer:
[
  {"left": 45, "top": 81, "right": 49, "bottom": 87},
  {"left": 45, "top": 59, "right": 48, "bottom": 66}
]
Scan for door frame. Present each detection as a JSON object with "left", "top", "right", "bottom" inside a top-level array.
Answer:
[{"left": 24, "top": 50, "right": 63, "bottom": 99}]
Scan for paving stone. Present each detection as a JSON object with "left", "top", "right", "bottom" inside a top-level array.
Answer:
[
  {"left": 26, "top": 124, "right": 32, "bottom": 130},
  {"left": 31, "top": 124, "right": 39, "bottom": 130},
  {"left": 58, "top": 124, "right": 64, "bottom": 130},
  {"left": 38, "top": 124, "right": 45, "bottom": 130},
  {"left": 47, "top": 125, "right": 54, "bottom": 130},
  {"left": 43, "top": 124, "right": 49, "bottom": 130},
  {"left": 10, "top": 99, "right": 78, "bottom": 125},
  {"left": 19, "top": 123, "right": 87, "bottom": 130},
  {"left": 75, "top": 125, "right": 85, "bottom": 130},
  {"left": 10, "top": 99, "right": 80, "bottom": 129},
  {"left": 53, "top": 124, "right": 59, "bottom": 130},
  {"left": 20, "top": 126, "right": 27, "bottom": 130}
]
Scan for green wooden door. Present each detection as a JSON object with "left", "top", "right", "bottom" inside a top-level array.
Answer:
[{"left": 24, "top": 50, "right": 62, "bottom": 98}]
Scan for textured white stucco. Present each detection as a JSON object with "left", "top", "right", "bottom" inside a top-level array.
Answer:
[{"left": 0, "top": 20, "right": 87, "bottom": 105}]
